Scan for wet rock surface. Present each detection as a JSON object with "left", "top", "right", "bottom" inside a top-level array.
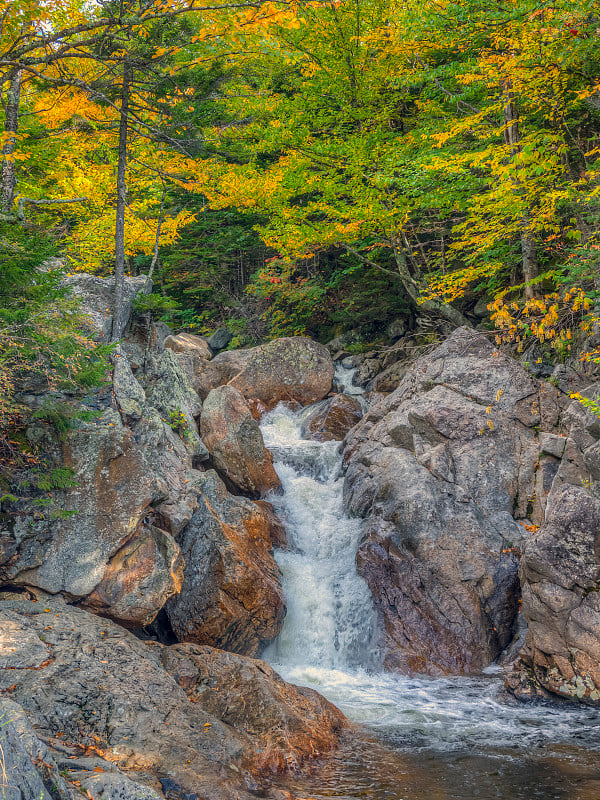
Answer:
[
  {"left": 344, "top": 327, "right": 563, "bottom": 675},
  {"left": 166, "top": 470, "right": 285, "bottom": 656},
  {"left": 0, "top": 595, "right": 345, "bottom": 800},
  {"left": 301, "top": 394, "right": 363, "bottom": 442},
  {"left": 200, "top": 385, "right": 281, "bottom": 498}
]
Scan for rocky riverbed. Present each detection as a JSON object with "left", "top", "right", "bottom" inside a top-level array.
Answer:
[{"left": 2, "top": 274, "right": 600, "bottom": 799}]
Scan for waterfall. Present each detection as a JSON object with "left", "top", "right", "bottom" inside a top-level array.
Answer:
[{"left": 260, "top": 371, "right": 378, "bottom": 673}]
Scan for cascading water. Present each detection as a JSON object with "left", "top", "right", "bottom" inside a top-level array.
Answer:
[
  {"left": 260, "top": 379, "right": 378, "bottom": 672},
  {"left": 261, "top": 366, "right": 600, "bottom": 800}
]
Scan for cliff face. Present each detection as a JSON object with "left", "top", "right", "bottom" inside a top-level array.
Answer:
[{"left": 340, "top": 327, "right": 600, "bottom": 700}]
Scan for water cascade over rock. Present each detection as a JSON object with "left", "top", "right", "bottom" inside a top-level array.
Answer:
[{"left": 260, "top": 374, "right": 378, "bottom": 674}]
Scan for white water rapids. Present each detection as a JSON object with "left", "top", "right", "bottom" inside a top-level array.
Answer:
[{"left": 259, "top": 367, "right": 600, "bottom": 799}]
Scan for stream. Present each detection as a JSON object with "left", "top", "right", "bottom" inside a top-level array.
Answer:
[{"left": 259, "top": 368, "right": 600, "bottom": 800}]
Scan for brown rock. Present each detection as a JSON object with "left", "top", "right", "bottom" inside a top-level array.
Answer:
[
  {"left": 255, "top": 500, "right": 288, "bottom": 549},
  {"left": 200, "top": 385, "right": 281, "bottom": 498},
  {"left": 166, "top": 470, "right": 285, "bottom": 656},
  {"left": 6, "top": 410, "right": 155, "bottom": 598},
  {"left": 229, "top": 337, "right": 334, "bottom": 410},
  {"left": 193, "top": 349, "right": 252, "bottom": 400},
  {"left": 82, "top": 524, "right": 184, "bottom": 627},
  {"left": 164, "top": 331, "right": 213, "bottom": 360},
  {"left": 0, "top": 596, "right": 346, "bottom": 799},
  {"left": 160, "top": 644, "right": 347, "bottom": 774},
  {"left": 248, "top": 397, "right": 269, "bottom": 420},
  {"left": 302, "top": 394, "right": 363, "bottom": 442},
  {"left": 191, "top": 337, "right": 334, "bottom": 411}
]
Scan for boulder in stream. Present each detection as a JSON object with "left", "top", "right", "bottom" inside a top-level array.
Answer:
[
  {"left": 200, "top": 385, "right": 281, "bottom": 498},
  {"left": 192, "top": 336, "right": 334, "bottom": 411},
  {"left": 166, "top": 470, "right": 285, "bottom": 656},
  {"left": 302, "top": 393, "right": 363, "bottom": 442}
]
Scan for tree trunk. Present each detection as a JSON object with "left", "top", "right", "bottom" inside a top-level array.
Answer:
[
  {"left": 521, "top": 232, "right": 538, "bottom": 300},
  {"left": 111, "top": 59, "right": 132, "bottom": 342},
  {"left": 392, "top": 238, "right": 470, "bottom": 328},
  {"left": 503, "top": 84, "right": 538, "bottom": 299},
  {"left": 148, "top": 185, "right": 166, "bottom": 279},
  {"left": 1, "top": 70, "right": 23, "bottom": 214}
]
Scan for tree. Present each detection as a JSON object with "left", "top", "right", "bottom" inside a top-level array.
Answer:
[
  {"left": 188, "top": 0, "right": 600, "bottom": 334},
  {"left": 0, "top": 0, "right": 277, "bottom": 339}
]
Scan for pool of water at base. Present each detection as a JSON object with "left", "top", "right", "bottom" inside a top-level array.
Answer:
[{"left": 273, "top": 665, "right": 600, "bottom": 800}]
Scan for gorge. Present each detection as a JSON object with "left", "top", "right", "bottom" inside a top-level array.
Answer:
[{"left": 2, "top": 275, "right": 600, "bottom": 800}]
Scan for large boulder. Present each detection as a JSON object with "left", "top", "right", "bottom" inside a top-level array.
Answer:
[
  {"left": 4, "top": 409, "right": 156, "bottom": 598},
  {"left": 1, "top": 352, "right": 204, "bottom": 626},
  {"left": 63, "top": 273, "right": 152, "bottom": 341},
  {"left": 161, "top": 644, "right": 346, "bottom": 774},
  {"left": 0, "top": 596, "right": 345, "bottom": 798},
  {"left": 301, "top": 394, "right": 363, "bottom": 442},
  {"left": 193, "top": 337, "right": 334, "bottom": 410},
  {"left": 343, "top": 327, "right": 562, "bottom": 675},
  {"left": 193, "top": 349, "right": 254, "bottom": 400},
  {"left": 166, "top": 470, "right": 286, "bottom": 656},
  {"left": 82, "top": 524, "right": 184, "bottom": 627},
  {"left": 200, "top": 385, "right": 281, "bottom": 498},
  {"left": 507, "top": 484, "right": 600, "bottom": 704},
  {"left": 207, "top": 328, "right": 233, "bottom": 352},
  {"left": 164, "top": 331, "right": 213, "bottom": 361}
]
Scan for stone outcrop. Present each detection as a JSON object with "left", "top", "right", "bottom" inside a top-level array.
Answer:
[
  {"left": 166, "top": 471, "right": 285, "bottom": 656},
  {"left": 255, "top": 500, "right": 288, "bottom": 549},
  {"left": 0, "top": 595, "right": 345, "bottom": 799},
  {"left": 200, "top": 385, "right": 281, "bottom": 498},
  {"left": 344, "top": 338, "right": 419, "bottom": 394},
  {"left": 228, "top": 337, "right": 334, "bottom": 409},
  {"left": 0, "top": 346, "right": 204, "bottom": 628},
  {"left": 142, "top": 349, "right": 208, "bottom": 462},
  {"left": 82, "top": 524, "right": 184, "bottom": 627},
  {"left": 507, "top": 484, "right": 600, "bottom": 703},
  {"left": 192, "top": 337, "right": 334, "bottom": 411},
  {"left": 343, "top": 327, "right": 563, "bottom": 675},
  {"left": 0, "top": 698, "right": 75, "bottom": 800},
  {"left": 161, "top": 644, "right": 346, "bottom": 774},
  {"left": 63, "top": 273, "right": 152, "bottom": 341},
  {"left": 4, "top": 409, "right": 156, "bottom": 599},
  {"left": 301, "top": 394, "right": 363, "bottom": 442},
  {"left": 506, "top": 385, "right": 600, "bottom": 703}
]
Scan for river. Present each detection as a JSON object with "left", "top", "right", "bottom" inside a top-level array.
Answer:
[{"left": 259, "top": 370, "right": 600, "bottom": 800}]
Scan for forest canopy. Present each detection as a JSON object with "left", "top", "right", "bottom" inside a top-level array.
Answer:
[{"left": 1, "top": 0, "right": 600, "bottom": 419}]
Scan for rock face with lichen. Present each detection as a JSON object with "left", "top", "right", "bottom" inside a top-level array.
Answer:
[
  {"left": 200, "top": 385, "right": 281, "bottom": 498},
  {"left": 343, "top": 327, "right": 563, "bottom": 675},
  {"left": 192, "top": 336, "right": 334, "bottom": 411},
  {"left": 0, "top": 277, "right": 294, "bottom": 638},
  {"left": 506, "top": 388, "right": 600, "bottom": 704},
  {"left": 0, "top": 596, "right": 346, "bottom": 800}
]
